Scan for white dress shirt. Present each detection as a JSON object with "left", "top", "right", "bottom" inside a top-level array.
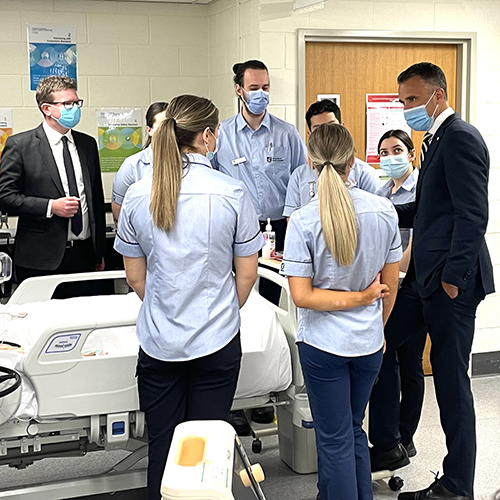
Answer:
[{"left": 43, "top": 121, "right": 90, "bottom": 241}]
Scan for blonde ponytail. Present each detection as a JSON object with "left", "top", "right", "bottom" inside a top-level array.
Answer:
[
  {"left": 308, "top": 123, "right": 357, "bottom": 266},
  {"left": 150, "top": 118, "right": 182, "bottom": 231},
  {"left": 149, "top": 95, "right": 219, "bottom": 232}
]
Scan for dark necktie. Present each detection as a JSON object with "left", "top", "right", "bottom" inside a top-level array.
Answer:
[
  {"left": 61, "top": 136, "right": 82, "bottom": 236},
  {"left": 420, "top": 132, "right": 433, "bottom": 167}
]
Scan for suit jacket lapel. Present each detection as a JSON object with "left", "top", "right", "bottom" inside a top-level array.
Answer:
[
  {"left": 416, "top": 113, "right": 459, "bottom": 202},
  {"left": 35, "top": 124, "right": 65, "bottom": 197}
]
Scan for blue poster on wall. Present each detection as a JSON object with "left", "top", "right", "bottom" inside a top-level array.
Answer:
[{"left": 28, "top": 24, "right": 77, "bottom": 91}]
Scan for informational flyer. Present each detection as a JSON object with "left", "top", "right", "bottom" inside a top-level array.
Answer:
[
  {"left": 366, "top": 94, "right": 411, "bottom": 164},
  {"left": 28, "top": 24, "right": 77, "bottom": 91},
  {"left": 96, "top": 109, "right": 143, "bottom": 173},
  {"left": 0, "top": 109, "right": 13, "bottom": 161}
]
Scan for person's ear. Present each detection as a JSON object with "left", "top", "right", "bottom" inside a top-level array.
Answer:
[
  {"left": 235, "top": 84, "right": 244, "bottom": 99},
  {"left": 408, "top": 148, "right": 417, "bottom": 163},
  {"left": 40, "top": 103, "right": 51, "bottom": 117}
]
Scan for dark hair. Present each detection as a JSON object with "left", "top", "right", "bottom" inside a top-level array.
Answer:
[
  {"left": 397, "top": 62, "right": 448, "bottom": 100},
  {"left": 305, "top": 100, "right": 342, "bottom": 131},
  {"left": 377, "top": 129, "right": 415, "bottom": 154},
  {"left": 144, "top": 101, "right": 169, "bottom": 149},
  {"left": 232, "top": 60, "right": 268, "bottom": 87}
]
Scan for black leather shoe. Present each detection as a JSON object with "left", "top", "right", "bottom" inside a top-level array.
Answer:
[
  {"left": 251, "top": 407, "right": 275, "bottom": 424},
  {"left": 229, "top": 410, "right": 251, "bottom": 436},
  {"left": 370, "top": 443, "right": 410, "bottom": 472},
  {"left": 398, "top": 477, "right": 471, "bottom": 499},
  {"left": 402, "top": 439, "right": 417, "bottom": 458}
]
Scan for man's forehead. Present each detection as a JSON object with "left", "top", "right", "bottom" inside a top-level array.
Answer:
[{"left": 311, "top": 112, "right": 339, "bottom": 128}]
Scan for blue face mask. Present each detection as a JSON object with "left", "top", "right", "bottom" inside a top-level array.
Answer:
[
  {"left": 242, "top": 88, "right": 269, "bottom": 115},
  {"left": 379, "top": 154, "right": 410, "bottom": 179},
  {"left": 205, "top": 130, "right": 218, "bottom": 161},
  {"left": 403, "top": 90, "right": 437, "bottom": 131},
  {"left": 51, "top": 104, "right": 81, "bottom": 129}
]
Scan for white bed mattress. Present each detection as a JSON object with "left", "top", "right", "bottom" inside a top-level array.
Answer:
[{"left": 0, "top": 290, "right": 291, "bottom": 422}]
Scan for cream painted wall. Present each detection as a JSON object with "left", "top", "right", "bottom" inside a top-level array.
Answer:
[{"left": 0, "top": 0, "right": 210, "bottom": 199}]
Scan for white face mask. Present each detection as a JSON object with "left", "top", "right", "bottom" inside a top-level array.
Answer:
[{"left": 205, "top": 130, "right": 218, "bottom": 161}]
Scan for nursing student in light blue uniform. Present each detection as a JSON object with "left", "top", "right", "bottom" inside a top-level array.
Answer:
[
  {"left": 114, "top": 96, "right": 264, "bottom": 500},
  {"left": 283, "top": 99, "right": 380, "bottom": 217},
  {"left": 369, "top": 129, "right": 425, "bottom": 465},
  {"left": 280, "top": 124, "right": 401, "bottom": 500},
  {"left": 111, "top": 101, "right": 168, "bottom": 225},
  {"left": 214, "top": 60, "right": 307, "bottom": 249}
]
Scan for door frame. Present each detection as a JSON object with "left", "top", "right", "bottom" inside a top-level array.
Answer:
[{"left": 297, "top": 29, "right": 476, "bottom": 137}]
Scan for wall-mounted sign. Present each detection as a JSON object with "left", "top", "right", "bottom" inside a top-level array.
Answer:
[
  {"left": 96, "top": 108, "right": 143, "bottom": 173},
  {"left": 0, "top": 109, "right": 13, "bottom": 160},
  {"left": 28, "top": 24, "right": 77, "bottom": 91},
  {"left": 366, "top": 94, "right": 410, "bottom": 164},
  {"left": 317, "top": 94, "right": 340, "bottom": 107}
]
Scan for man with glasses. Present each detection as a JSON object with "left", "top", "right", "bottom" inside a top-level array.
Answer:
[{"left": 0, "top": 76, "right": 106, "bottom": 298}]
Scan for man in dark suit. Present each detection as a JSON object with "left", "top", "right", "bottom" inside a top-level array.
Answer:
[
  {"left": 369, "top": 63, "right": 494, "bottom": 500},
  {"left": 0, "top": 76, "right": 106, "bottom": 298}
]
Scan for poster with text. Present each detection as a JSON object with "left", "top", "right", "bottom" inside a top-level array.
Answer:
[
  {"left": 96, "top": 109, "right": 143, "bottom": 173},
  {"left": 366, "top": 94, "right": 411, "bottom": 164},
  {"left": 0, "top": 109, "right": 13, "bottom": 161},
  {"left": 28, "top": 24, "right": 77, "bottom": 91}
]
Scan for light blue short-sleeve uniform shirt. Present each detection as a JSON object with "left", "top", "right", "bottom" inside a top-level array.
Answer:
[
  {"left": 280, "top": 187, "right": 402, "bottom": 357},
  {"left": 112, "top": 146, "right": 153, "bottom": 205},
  {"left": 114, "top": 153, "right": 264, "bottom": 362},
  {"left": 214, "top": 112, "right": 307, "bottom": 221},
  {"left": 376, "top": 168, "right": 419, "bottom": 252},
  {"left": 283, "top": 158, "right": 381, "bottom": 217}
]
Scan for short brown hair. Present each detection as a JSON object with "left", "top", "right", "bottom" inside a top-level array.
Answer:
[{"left": 35, "top": 76, "right": 77, "bottom": 109}]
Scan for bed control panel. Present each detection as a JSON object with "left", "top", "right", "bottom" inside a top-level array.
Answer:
[{"left": 106, "top": 412, "right": 130, "bottom": 449}]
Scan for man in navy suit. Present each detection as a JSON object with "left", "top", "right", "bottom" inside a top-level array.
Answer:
[{"left": 369, "top": 62, "right": 494, "bottom": 500}]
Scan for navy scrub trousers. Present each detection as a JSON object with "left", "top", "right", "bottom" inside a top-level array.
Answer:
[
  {"left": 137, "top": 333, "right": 242, "bottom": 500},
  {"left": 298, "top": 342, "right": 383, "bottom": 500}
]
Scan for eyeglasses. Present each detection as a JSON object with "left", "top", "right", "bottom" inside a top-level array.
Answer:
[{"left": 48, "top": 99, "right": 84, "bottom": 109}]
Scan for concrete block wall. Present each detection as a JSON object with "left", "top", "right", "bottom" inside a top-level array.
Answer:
[{"left": 0, "top": 0, "right": 210, "bottom": 198}]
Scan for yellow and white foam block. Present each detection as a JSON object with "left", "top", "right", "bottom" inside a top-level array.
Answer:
[{"left": 162, "top": 420, "right": 265, "bottom": 500}]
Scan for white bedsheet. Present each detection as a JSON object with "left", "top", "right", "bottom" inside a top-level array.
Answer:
[{"left": 0, "top": 290, "right": 291, "bottom": 422}]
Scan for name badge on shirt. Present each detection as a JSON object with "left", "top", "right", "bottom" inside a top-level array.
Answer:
[{"left": 232, "top": 156, "right": 247, "bottom": 166}]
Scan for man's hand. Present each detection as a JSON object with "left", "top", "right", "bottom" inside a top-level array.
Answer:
[
  {"left": 96, "top": 258, "right": 105, "bottom": 271},
  {"left": 52, "top": 197, "right": 80, "bottom": 217},
  {"left": 442, "top": 280, "right": 459, "bottom": 299}
]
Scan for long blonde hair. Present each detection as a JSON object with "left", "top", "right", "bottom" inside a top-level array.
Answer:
[
  {"left": 308, "top": 123, "right": 357, "bottom": 266},
  {"left": 150, "top": 95, "right": 219, "bottom": 231}
]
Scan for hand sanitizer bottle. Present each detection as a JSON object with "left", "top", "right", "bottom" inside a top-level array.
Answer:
[{"left": 262, "top": 218, "right": 276, "bottom": 259}]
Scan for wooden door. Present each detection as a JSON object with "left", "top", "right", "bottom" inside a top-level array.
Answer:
[
  {"left": 305, "top": 42, "right": 457, "bottom": 167},
  {"left": 306, "top": 41, "right": 459, "bottom": 375}
]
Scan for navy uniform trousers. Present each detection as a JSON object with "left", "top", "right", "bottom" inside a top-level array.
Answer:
[{"left": 369, "top": 267, "right": 485, "bottom": 497}]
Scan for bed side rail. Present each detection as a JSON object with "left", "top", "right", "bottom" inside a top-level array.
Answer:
[{"left": 8, "top": 271, "right": 127, "bottom": 305}]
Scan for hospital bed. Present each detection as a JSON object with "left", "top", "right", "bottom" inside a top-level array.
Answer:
[
  {"left": 0, "top": 268, "right": 299, "bottom": 499},
  {"left": 0, "top": 267, "right": 403, "bottom": 499}
]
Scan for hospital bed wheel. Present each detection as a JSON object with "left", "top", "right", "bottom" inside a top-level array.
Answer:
[
  {"left": 252, "top": 438, "right": 262, "bottom": 454},
  {"left": 389, "top": 476, "right": 404, "bottom": 491}
]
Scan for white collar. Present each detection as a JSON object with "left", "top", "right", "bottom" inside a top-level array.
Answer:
[
  {"left": 428, "top": 107, "right": 454, "bottom": 136},
  {"left": 42, "top": 120, "right": 74, "bottom": 146}
]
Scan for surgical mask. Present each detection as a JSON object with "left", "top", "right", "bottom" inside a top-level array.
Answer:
[
  {"left": 205, "top": 130, "right": 218, "bottom": 161},
  {"left": 379, "top": 154, "right": 410, "bottom": 179},
  {"left": 241, "top": 88, "right": 269, "bottom": 115},
  {"left": 51, "top": 104, "right": 81, "bottom": 129},
  {"left": 403, "top": 90, "right": 437, "bottom": 131}
]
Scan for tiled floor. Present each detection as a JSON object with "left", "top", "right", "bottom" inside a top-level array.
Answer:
[{"left": 1, "top": 375, "right": 499, "bottom": 499}]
